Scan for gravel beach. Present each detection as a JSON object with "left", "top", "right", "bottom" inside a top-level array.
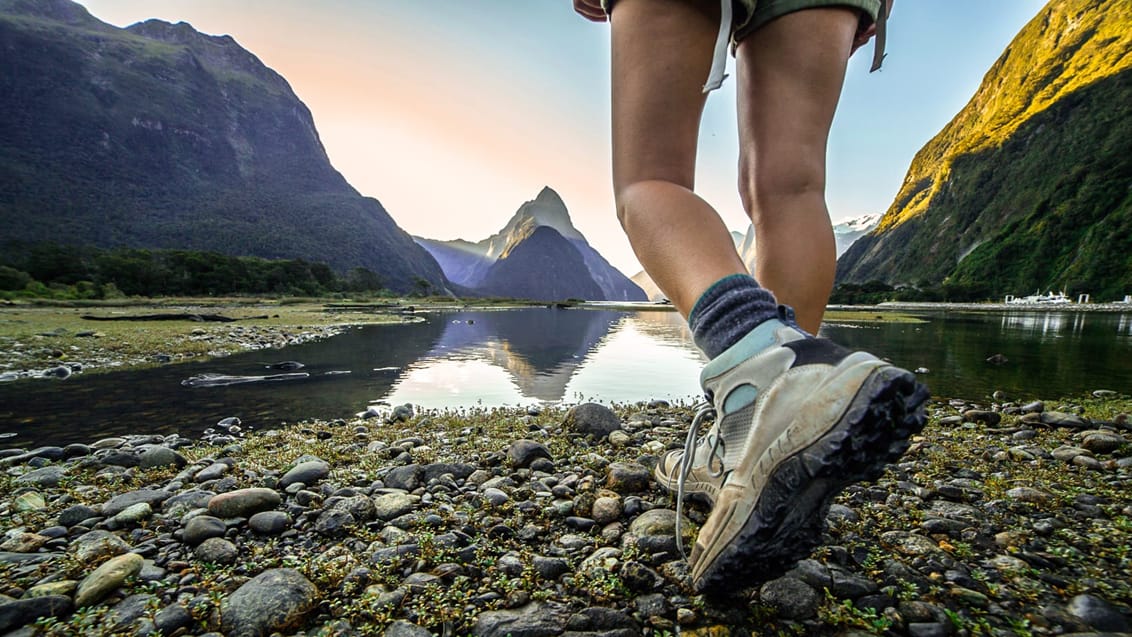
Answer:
[{"left": 2, "top": 393, "right": 1130, "bottom": 636}]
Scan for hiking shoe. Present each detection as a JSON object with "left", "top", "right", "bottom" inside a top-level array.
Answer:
[{"left": 655, "top": 307, "right": 929, "bottom": 593}]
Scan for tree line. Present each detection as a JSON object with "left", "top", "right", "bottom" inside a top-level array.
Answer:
[{"left": 0, "top": 243, "right": 389, "bottom": 299}]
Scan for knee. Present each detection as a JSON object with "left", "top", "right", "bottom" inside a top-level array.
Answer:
[
  {"left": 738, "top": 153, "right": 826, "bottom": 223},
  {"left": 613, "top": 179, "right": 677, "bottom": 230}
]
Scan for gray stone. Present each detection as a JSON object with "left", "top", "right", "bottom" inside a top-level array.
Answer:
[
  {"left": 760, "top": 576, "right": 820, "bottom": 619},
  {"left": 249, "top": 511, "right": 291, "bottom": 535},
  {"left": 280, "top": 460, "right": 330, "bottom": 488},
  {"left": 373, "top": 493, "right": 416, "bottom": 521},
  {"left": 384, "top": 464, "right": 424, "bottom": 491},
  {"left": 1040, "top": 411, "right": 1086, "bottom": 428},
  {"left": 154, "top": 604, "right": 193, "bottom": 635},
  {"left": 329, "top": 494, "right": 377, "bottom": 522},
  {"left": 195, "top": 537, "right": 238, "bottom": 564},
  {"left": 162, "top": 489, "right": 216, "bottom": 516},
  {"left": 880, "top": 531, "right": 944, "bottom": 557},
  {"left": 533, "top": 556, "right": 570, "bottom": 580},
  {"left": 194, "top": 462, "right": 230, "bottom": 482},
  {"left": 1052, "top": 446, "right": 1093, "bottom": 462},
  {"left": 57, "top": 504, "right": 99, "bottom": 527},
  {"left": 315, "top": 509, "right": 355, "bottom": 537},
  {"left": 107, "top": 593, "right": 156, "bottom": 633},
  {"left": 71, "top": 529, "right": 131, "bottom": 563},
  {"left": 829, "top": 566, "right": 879, "bottom": 599},
  {"left": 565, "top": 606, "right": 637, "bottom": 631},
  {"left": 221, "top": 568, "right": 318, "bottom": 637},
  {"left": 0, "top": 595, "right": 73, "bottom": 633},
  {"left": 482, "top": 488, "right": 510, "bottom": 507},
  {"left": 184, "top": 515, "right": 227, "bottom": 546},
  {"left": 907, "top": 622, "right": 951, "bottom": 637},
  {"left": 102, "top": 489, "right": 170, "bottom": 517},
  {"left": 75, "top": 552, "right": 144, "bottom": 607},
  {"left": 1082, "top": 431, "right": 1126, "bottom": 454},
  {"left": 1067, "top": 594, "right": 1131, "bottom": 632},
  {"left": 139, "top": 446, "right": 188, "bottom": 469},
  {"left": 474, "top": 601, "right": 572, "bottom": 637},
  {"left": 1007, "top": 486, "right": 1056, "bottom": 505},
  {"left": 563, "top": 403, "right": 621, "bottom": 439},
  {"left": 385, "top": 620, "right": 432, "bottom": 637},
  {"left": 629, "top": 509, "right": 677, "bottom": 537},
  {"left": 422, "top": 461, "right": 476, "bottom": 483},
  {"left": 14, "top": 465, "right": 65, "bottom": 488},
  {"left": 207, "top": 488, "right": 281, "bottom": 518},
  {"left": 508, "top": 439, "right": 552, "bottom": 468},
  {"left": 111, "top": 502, "right": 152, "bottom": 527}
]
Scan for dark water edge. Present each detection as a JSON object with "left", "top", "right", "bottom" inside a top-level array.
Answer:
[{"left": 1, "top": 307, "right": 1130, "bottom": 449}]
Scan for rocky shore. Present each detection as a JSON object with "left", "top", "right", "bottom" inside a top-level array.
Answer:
[{"left": 1, "top": 394, "right": 1130, "bottom": 636}]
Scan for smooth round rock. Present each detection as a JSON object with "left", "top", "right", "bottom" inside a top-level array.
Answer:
[
  {"left": 183, "top": 516, "right": 227, "bottom": 546},
  {"left": 75, "top": 553, "right": 144, "bottom": 607},
  {"left": 207, "top": 488, "right": 281, "bottom": 518},
  {"left": 249, "top": 511, "right": 291, "bottom": 535},
  {"left": 221, "top": 568, "right": 318, "bottom": 637}
]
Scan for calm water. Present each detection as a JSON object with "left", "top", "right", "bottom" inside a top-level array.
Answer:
[{"left": 2, "top": 307, "right": 1130, "bottom": 447}]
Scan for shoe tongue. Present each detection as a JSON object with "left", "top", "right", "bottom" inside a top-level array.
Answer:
[{"left": 700, "top": 318, "right": 791, "bottom": 386}]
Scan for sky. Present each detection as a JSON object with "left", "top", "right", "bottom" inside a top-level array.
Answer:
[{"left": 75, "top": 0, "right": 1047, "bottom": 275}]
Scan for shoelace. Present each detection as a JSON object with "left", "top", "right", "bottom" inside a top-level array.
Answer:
[{"left": 675, "top": 400, "right": 721, "bottom": 559}]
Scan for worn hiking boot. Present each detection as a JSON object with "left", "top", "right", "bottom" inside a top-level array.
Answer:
[{"left": 655, "top": 308, "right": 929, "bottom": 593}]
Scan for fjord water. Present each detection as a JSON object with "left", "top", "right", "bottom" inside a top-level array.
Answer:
[{"left": 1, "top": 308, "right": 1130, "bottom": 447}]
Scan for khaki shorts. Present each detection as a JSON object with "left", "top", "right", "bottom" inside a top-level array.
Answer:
[{"left": 601, "top": 0, "right": 883, "bottom": 47}]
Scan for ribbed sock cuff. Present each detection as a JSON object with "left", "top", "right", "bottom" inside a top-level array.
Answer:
[{"left": 688, "top": 274, "right": 779, "bottom": 359}]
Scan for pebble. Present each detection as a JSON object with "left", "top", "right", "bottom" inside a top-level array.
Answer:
[
  {"left": 74, "top": 552, "right": 143, "bottom": 607},
  {"left": 207, "top": 487, "right": 281, "bottom": 518},
  {"left": 220, "top": 568, "right": 318, "bottom": 636},
  {"left": 563, "top": 403, "right": 622, "bottom": 438}
]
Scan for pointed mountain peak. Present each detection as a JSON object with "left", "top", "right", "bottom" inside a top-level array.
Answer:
[
  {"left": 512, "top": 186, "right": 582, "bottom": 242},
  {"left": 536, "top": 185, "right": 564, "bottom": 204}
]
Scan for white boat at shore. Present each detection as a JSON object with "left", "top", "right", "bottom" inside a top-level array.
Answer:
[{"left": 1005, "top": 290, "right": 1072, "bottom": 304}]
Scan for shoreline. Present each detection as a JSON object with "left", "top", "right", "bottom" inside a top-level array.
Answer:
[{"left": 0, "top": 395, "right": 1129, "bottom": 635}]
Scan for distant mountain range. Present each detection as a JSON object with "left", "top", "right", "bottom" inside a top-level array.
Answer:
[
  {"left": 416, "top": 188, "right": 646, "bottom": 302},
  {"left": 0, "top": 0, "right": 448, "bottom": 293},
  {"left": 837, "top": 0, "right": 1132, "bottom": 300},
  {"left": 631, "top": 214, "right": 881, "bottom": 301}
]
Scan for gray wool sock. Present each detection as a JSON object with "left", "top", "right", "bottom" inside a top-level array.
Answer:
[{"left": 688, "top": 274, "right": 780, "bottom": 359}]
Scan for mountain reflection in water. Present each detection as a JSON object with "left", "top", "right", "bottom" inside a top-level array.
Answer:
[
  {"left": 382, "top": 309, "right": 704, "bottom": 406},
  {"left": 0, "top": 308, "right": 706, "bottom": 447}
]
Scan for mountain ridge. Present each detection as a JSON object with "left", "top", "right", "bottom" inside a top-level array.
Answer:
[
  {"left": 0, "top": 0, "right": 450, "bottom": 293},
  {"left": 836, "top": 0, "right": 1132, "bottom": 299}
]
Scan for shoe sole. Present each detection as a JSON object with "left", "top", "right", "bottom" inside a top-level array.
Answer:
[{"left": 689, "top": 364, "right": 929, "bottom": 594}]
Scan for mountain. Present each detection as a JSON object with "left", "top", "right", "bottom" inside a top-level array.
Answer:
[
  {"left": 477, "top": 226, "right": 605, "bottom": 302},
  {"left": 836, "top": 0, "right": 1132, "bottom": 300},
  {"left": 833, "top": 214, "right": 881, "bottom": 257},
  {"left": 0, "top": 0, "right": 448, "bottom": 293},
  {"left": 416, "top": 187, "right": 647, "bottom": 302}
]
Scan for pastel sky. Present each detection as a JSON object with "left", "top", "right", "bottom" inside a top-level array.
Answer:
[{"left": 76, "top": 0, "right": 1047, "bottom": 275}]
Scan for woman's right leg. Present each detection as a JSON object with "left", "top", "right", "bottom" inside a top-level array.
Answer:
[
  {"left": 734, "top": 7, "right": 859, "bottom": 333},
  {"left": 609, "top": 0, "right": 747, "bottom": 320}
]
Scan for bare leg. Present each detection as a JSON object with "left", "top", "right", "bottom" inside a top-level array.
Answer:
[
  {"left": 610, "top": 0, "right": 749, "bottom": 319},
  {"left": 735, "top": 8, "right": 858, "bottom": 333}
]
